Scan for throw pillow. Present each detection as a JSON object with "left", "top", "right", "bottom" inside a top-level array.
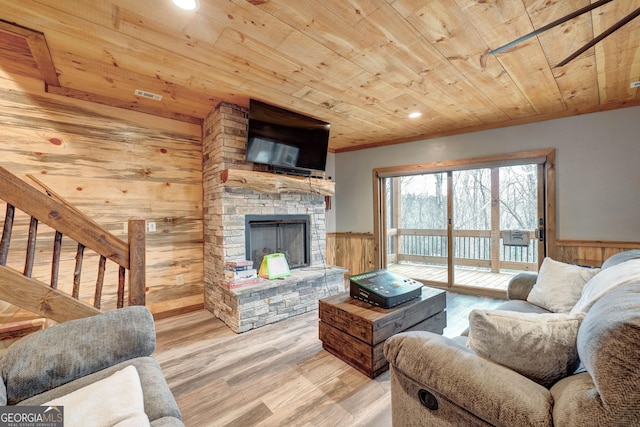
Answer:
[
  {"left": 526, "top": 257, "right": 600, "bottom": 312},
  {"left": 571, "top": 258, "right": 640, "bottom": 314},
  {"left": 467, "top": 309, "right": 585, "bottom": 388},
  {"left": 44, "top": 365, "right": 150, "bottom": 427}
]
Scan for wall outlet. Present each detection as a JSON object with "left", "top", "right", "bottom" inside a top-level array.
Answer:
[
  {"left": 148, "top": 222, "right": 156, "bottom": 232},
  {"left": 176, "top": 274, "right": 185, "bottom": 285}
]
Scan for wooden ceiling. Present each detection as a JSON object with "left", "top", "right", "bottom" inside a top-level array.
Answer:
[{"left": 1, "top": 0, "right": 639, "bottom": 152}]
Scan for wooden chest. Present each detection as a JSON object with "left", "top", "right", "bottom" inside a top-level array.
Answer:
[{"left": 318, "top": 287, "right": 446, "bottom": 378}]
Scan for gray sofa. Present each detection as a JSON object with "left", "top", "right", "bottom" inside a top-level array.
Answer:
[
  {"left": 384, "top": 251, "right": 640, "bottom": 426},
  {"left": 0, "top": 306, "right": 183, "bottom": 426}
]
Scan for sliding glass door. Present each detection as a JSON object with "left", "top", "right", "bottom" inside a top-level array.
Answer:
[{"left": 374, "top": 150, "right": 553, "bottom": 294}]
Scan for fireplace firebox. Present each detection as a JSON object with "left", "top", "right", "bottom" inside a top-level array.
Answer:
[{"left": 245, "top": 215, "right": 311, "bottom": 270}]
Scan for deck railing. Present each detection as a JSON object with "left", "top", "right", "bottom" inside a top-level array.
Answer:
[{"left": 387, "top": 228, "right": 537, "bottom": 272}]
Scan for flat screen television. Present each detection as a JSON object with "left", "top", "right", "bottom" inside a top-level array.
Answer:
[{"left": 246, "top": 99, "right": 330, "bottom": 176}]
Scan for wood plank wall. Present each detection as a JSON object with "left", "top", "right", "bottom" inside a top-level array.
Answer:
[
  {"left": 327, "top": 233, "right": 640, "bottom": 277},
  {"left": 326, "top": 233, "right": 376, "bottom": 277},
  {"left": 0, "top": 71, "right": 204, "bottom": 322},
  {"left": 554, "top": 241, "right": 640, "bottom": 266}
]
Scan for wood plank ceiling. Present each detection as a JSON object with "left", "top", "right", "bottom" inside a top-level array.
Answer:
[{"left": 0, "top": 0, "right": 639, "bottom": 152}]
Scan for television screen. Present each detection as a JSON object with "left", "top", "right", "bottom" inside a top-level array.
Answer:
[{"left": 246, "top": 99, "right": 330, "bottom": 174}]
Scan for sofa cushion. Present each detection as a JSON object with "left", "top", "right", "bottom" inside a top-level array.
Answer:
[
  {"left": 44, "top": 365, "right": 150, "bottom": 427},
  {"left": 467, "top": 309, "right": 585, "bottom": 387},
  {"left": 551, "top": 372, "right": 640, "bottom": 426},
  {"left": 571, "top": 259, "right": 640, "bottom": 314},
  {"left": 526, "top": 257, "right": 599, "bottom": 313},
  {"left": 577, "top": 282, "right": 640, "bottom": 409},
  {"left": 495, "top": 299, "right": 551, "bottom": 314}
]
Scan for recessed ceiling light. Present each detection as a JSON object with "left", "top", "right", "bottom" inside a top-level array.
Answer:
[
  {"left": 408, "top": 112, "right": 422, "bottom": 119},
  {"left": 172, "top": 0, "right": 199, "bottom": 11}
]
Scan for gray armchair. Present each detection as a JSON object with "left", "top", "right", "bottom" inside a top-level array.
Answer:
[{"left": 0, "top": 306, "right": 183, "bottom": 426}]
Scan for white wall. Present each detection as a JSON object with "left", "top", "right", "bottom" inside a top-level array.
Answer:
[{"left": 333, "top": 106, "right": 640, "bottom": 242}]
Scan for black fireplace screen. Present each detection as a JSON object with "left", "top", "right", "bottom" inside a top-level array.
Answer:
[{"left": 245, "top": 215, "right": 310, "bottom": 270}]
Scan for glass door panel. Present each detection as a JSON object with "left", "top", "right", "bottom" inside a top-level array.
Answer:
[
  {"left": 499, "top": 164, "right": 539, "bottom": 273},
  {"left": 385, "top": 173, "right": 449, "bottom": 286},
  {"left": 452, "top": 168, "right": 492, "bottom": 288}
]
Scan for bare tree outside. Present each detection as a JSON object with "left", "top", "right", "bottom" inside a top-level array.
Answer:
[
  {"left": 499, "top": 164, "right": 537, "bottom": 230},
  {"left": 398, "top": 174, "right": 447, "bottom": 229},
  {"left": 394, "top": 166, "right": 536, "bottom": 231},
  {"left": 453, "top": 169, "right": 491, "bottom": 230}
]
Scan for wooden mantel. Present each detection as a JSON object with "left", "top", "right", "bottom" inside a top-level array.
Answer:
[{"left": 221, "top": 169, "right": 335, "bottom": 196}]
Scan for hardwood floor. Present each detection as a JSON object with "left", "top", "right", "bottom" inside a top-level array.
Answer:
[{"left": 154, "top": 292, "right": 504, "bottom": 427}]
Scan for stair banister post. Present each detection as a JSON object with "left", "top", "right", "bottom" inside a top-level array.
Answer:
[{"left": 128, "top": 218, "right": 146, "bottom": 306}]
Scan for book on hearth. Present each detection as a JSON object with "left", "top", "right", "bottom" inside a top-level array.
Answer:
[
  {"left": 224, "top": 268, "right": 258, "bottom": 281},
  {"left": 224, "top": 260, "right": 254, "bottom": 271}
]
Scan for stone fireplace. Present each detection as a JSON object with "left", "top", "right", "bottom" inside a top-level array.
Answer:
[{"left": 202, "top": 102, "right": 346, "bottom": 333}]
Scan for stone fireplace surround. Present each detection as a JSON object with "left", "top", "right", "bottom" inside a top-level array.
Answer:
[{"left": 202, "top": 102, "right": 346, "bottom": 333}]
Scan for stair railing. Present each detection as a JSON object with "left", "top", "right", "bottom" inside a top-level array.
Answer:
[{"left": 0, "top": 165, "right": 145, "bottom": 322}]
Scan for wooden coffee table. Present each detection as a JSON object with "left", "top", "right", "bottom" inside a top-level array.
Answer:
[{"left": 318, "top": 286, "right": 446, "bottom": 378}]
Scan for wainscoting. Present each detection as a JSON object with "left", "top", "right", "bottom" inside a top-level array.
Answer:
[
  {"left": 326, "top": 232, "right": 376, "bottom": 276},
  {"left": 327, "top": 232, "right": 640, "bottom": 276},
  {"left": 555, "top": 240, "right": 640, "bottom": 265}
]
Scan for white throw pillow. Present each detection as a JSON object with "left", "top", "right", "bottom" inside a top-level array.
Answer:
[
  {"left": 44, "top": 365, "right": 150, "bottom": 427},
  {"left": 467, "top": 309, "right": 585, "bottom": 387},
  {"left": 571, "top": 258, "right": 640, "bottom": 314},
  {"left": 526, "top": 257, "right": 599, "bottom": 312}
]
